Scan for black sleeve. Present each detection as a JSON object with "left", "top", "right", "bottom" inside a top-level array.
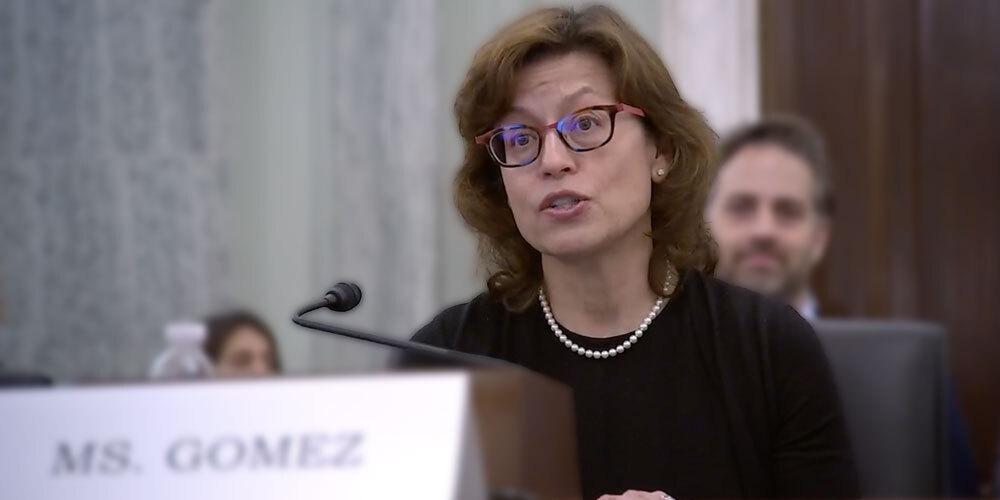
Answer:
[
  {"left": 768, "top": 306, "right": 860, "bottom": 497},
  {"left": 410, "top": 309, "right": 453, "bottom": 348},
  {"left": 390, "top": 303, "right": 463, "bottom": 369}
]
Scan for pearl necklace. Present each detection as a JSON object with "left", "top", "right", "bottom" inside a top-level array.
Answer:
[{"left": 539, "top": 264, "right": 678, "bottom": 359}]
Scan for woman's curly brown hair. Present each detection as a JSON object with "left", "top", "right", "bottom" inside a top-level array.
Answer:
[{"left": 453, "top": 5, "right": 717, "bottom": 311}]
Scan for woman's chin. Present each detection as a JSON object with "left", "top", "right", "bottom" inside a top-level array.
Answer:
[{"left": 535, "top": 234, "right": 606, "bottom": 261}]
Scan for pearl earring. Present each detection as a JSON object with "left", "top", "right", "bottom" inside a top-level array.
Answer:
[{"left": 656, "top": 168, "right": 665, "bottom": 176}]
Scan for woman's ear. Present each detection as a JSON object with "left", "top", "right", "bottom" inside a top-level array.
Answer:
[{"left": 651, "top": 149, "right": 671, "bottom": 184}]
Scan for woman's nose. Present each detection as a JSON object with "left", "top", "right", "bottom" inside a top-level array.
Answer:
[{"left": 536, "top": 130, "right": 577, "bottom": 177}]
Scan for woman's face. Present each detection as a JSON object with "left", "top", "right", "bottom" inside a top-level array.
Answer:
[
  {"left": 497, "top": 51, "right": 666, "bottom": 259},
  {"left": 214, "top": 326, "right": 276, "bottom": 377}
]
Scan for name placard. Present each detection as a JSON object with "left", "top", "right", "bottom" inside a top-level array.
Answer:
[{"left": 0, "top": 372, "right": 485, "bottom": 499}]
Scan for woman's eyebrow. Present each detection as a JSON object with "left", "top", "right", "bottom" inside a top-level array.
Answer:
[
  {"left": 559, "top": 86, "right": 599, "bottom": 104},
  {"left": 499, "top": 108, "right": 538, "bottom": 125}
]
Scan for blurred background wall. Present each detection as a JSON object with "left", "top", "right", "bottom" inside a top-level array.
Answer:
[
  {"left": 760, "top": 0, "right": 1000, "bottom": 474},
  {"left": 0, "top": 0, "right": 230, "bottom": 380}
]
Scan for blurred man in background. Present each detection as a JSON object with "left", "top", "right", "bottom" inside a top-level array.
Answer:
[
  {"left": 706, "top": 116, "right": 832, "bottom": 319},
  {"left": 708, "top": 116, "right": 982, "bottom": 495}
]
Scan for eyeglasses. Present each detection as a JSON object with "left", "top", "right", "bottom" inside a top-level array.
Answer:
[{"left": 475, "top": 103, "right": 646, "bottom": 168}]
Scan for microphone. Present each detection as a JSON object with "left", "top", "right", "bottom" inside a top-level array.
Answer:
[
  {"left": 295, "top": 282, "right": 363, "bottom": 316},
  {"left": 292, "top": 282, "right": 508, "bottom": 368}
]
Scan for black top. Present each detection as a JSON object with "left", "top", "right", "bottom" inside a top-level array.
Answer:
[{"left": 410, "top": 271, "right": 858, "bottom": 499}]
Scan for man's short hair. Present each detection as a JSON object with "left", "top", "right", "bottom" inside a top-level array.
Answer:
[{"left": 716, "top": 115, "right": 835, "bottom": 216}]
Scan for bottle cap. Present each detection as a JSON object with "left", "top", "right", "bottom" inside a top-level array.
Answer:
[{"left": 164, "top": 321, "right": 207, "bottom": 344}]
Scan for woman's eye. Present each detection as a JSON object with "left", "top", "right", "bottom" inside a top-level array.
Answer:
[
  {"left": 571, "top": 112, "right": 606, "bottom": 132},
  {"left": 509, "top": 133, "right": 533, "bottom": 148}
]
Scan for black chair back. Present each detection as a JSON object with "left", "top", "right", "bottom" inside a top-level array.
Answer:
[{"left": 813, "top": 319, "right": 947, "bottom": 496}]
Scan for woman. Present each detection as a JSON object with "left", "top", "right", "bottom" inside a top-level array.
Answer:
[
  {"left": 203, "top": 310, "right": 282, "bottom": 377},
  {"left": 412, "top": 5, "right": 857, "bottom": 499}
]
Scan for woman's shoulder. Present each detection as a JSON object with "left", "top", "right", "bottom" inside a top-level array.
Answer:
[
  {"left": 681, "top": 270, "right": 820, "bottom": 358},
  {"left": 410, "top": 291, "right": 513, "bottom": 352},
  {"left": 685, "top": 270, "right": 809, "bottom": 328}
]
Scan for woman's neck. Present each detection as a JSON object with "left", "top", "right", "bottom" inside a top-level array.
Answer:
[{"left": 541, "top": 232, "right": 659, "bottom": 339}]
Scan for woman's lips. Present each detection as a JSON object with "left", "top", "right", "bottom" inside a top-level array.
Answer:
[
  {"left": 538, "top": 190, "right": 589, "bottom": 211},
  {"left": 541, "top": 199, "right": 590, "bottom": 220}
]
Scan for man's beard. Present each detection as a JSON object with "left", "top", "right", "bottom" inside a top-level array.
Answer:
[{"left": 720, "top": 240, "right": 811, "bottom": 303}]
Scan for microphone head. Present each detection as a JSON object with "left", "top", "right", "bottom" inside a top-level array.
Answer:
[{"left": 324, "top": 282, "right": 363, "bottom": 312}]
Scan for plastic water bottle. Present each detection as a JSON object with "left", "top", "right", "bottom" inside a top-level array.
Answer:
[{"left": 149, "top": 321, "right": 214, "bottom": 380}]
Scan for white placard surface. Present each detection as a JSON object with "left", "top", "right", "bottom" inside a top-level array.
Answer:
[{"left": 0, "top": 372, "right": 481, "bottom": 499}]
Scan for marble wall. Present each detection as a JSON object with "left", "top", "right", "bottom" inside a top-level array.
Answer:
[
  {"left": 660, "top": 0, "right": 760, "bottom": 133},
  {"left": 0, "top": 0, "right": 228, "bottom": 380}
]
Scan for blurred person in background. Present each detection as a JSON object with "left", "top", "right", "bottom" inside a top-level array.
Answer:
[
  {"left": 707, "top": 117, "right": 981, "bottom": 495},
  {"left": 705, "top": 116, "right": 831, "bottom": 320},
  {"left": 203, "top": 310, "right": 282, "bottom": 377}
]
